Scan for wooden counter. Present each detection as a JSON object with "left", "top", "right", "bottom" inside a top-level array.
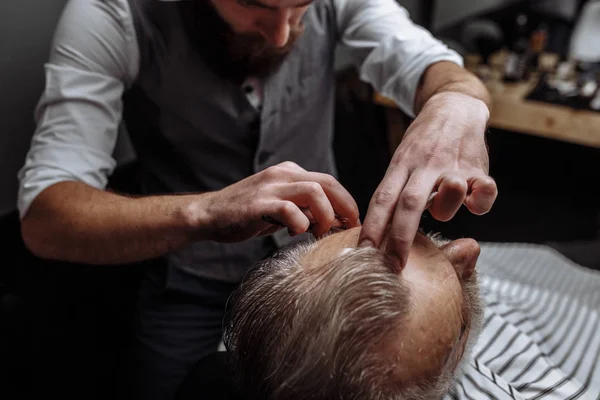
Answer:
[{"left": 374, "top": 76, "right": 600, "bottom": 149}]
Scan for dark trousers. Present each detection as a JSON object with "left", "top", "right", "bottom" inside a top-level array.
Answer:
[{"left": 133, "top": 263, "right": 240, "bottom": 400}]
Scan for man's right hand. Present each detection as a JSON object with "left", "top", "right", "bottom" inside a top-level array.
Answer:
[
  {"left": 20, "top": 162, "right": 359, "bottom": 265},
  {"left": 199, "top": 162, "right": 361, "bottom": 242}
]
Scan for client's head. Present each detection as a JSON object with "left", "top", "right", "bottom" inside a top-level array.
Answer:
[{"left": 223, "top": 228, "right": 484, "bottom": 400}]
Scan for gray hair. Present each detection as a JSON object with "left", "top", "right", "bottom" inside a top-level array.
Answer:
[{"left": 223, "top": 238, "right": 462, "bottom": 400}]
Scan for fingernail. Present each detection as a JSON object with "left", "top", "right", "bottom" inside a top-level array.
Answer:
[
  {"left": 358, "top": 239, "right": 373, "bottom": 248},
  {"left": 389, "top": 254, "right": 403, "bottom": 273}
]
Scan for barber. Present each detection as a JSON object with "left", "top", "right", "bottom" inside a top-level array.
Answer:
[{"left": 17, "top": 0, "right": 497, "bottom": 398}]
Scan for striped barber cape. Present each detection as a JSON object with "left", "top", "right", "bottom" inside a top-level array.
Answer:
[{"left": 445, "top": 243, "right": 600, "bottom": 400}]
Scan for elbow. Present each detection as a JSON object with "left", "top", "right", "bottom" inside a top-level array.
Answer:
[
  {"left": 20, "top": 213, "right": 49, "bottom": 260},
  {"left": 20, "top": 203, "right": 61, "bottom": 261},
  {"left": 18, "top": 182, "right": 72, "bottom": 261}
]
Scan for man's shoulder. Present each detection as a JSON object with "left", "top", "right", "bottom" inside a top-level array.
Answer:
[
  {"left": 48, "top": 0, "right": 139, "bottom": 83},
  {"left": 66, "top": 0, "right": 133, "bottom": 23}
]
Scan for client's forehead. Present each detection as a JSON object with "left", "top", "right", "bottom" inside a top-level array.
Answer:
[
  {"left": 319, "top": 227, "right": 362, "bottom": 248},
  {"left": 301, "top": 228, "right": 362, "bottom": 267},
  {"left": 303, "top": 227, "right": 438, "bottom": 269}
]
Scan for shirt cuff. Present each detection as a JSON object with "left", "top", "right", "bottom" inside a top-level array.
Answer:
[
  {"left": 359, "top": 36, "right": 464, "bottom": 118},
  {"left": 17, "top": 143, "right": 116, "bottom": 219}
]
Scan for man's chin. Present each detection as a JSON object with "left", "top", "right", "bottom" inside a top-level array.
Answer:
[{"left": 226, "top": 25, "right": 305, "bottom": 77}]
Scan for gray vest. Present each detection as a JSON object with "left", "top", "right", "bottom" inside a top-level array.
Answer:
[{"left": 124, "top": 0, "right": 338, "bottom": 283}]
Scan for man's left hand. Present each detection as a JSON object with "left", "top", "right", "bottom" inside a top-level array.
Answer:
[{"left": 358, "top": 92, "right": 498, "bottom": 269}]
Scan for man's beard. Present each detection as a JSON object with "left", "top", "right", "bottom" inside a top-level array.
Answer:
[
  {"left": 427, "top": 232, "right": 485, "bottom": 379},
  {"left": 186, "top": 1, "right": 305, "bottom": 84},
  {"left": 225, "top": 24, "right": 305, "bottom": 80},
  {"left": 453, "top": 271, "right": 485, "bottom": 379}
]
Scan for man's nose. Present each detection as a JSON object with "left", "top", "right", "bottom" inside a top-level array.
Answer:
[{"left": 258, "top": 10, "right": 291, "bottom": 48}]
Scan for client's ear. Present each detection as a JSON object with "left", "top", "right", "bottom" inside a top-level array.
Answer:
[{"left": 440, "top": 239, "right": 480, "bottom": 280}]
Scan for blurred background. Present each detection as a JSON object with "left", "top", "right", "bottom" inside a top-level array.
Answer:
[
  {"left": 1, "top": 0, "right": 599, "bottom": 398},
  {"left": 334, "top": 0, "right": 600, "bottom": 270}
]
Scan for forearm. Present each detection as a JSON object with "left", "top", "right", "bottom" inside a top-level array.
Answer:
[
  {"left": 21, "top": 181, "right": 210, "bottom": 265},
  {"left": 414, "top": 61, "right": 492, "bottom": 116}
]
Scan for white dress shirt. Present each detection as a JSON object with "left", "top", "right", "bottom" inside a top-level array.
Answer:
[{"left": 16, "top": 0, "right": 463, "bottom": 218}]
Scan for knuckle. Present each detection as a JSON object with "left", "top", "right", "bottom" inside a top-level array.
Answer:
[
  {"left": 447, "top": 176, "right": 468, "bottom": 191},
  {"left": 388, "top": 234, "right": 411, "bottom": 248},
  {"left": 263, "top": 165, "right": 280, "bottom": 180},
  {"left": 477, "top": 178, "right": 498, "bottom": 195},
  {"left": 399, "top": 191, "right": 422, "bottom": 211},
  {"left": 278, "top": 201, "right": 296, "bottom": 216},
  {"left": 372, "top": 187, "right": 396, "bottom": 206},
  {"left": 304, "top": 182, "right": 323, "bottom": 196},
  {"left": 484, "top": 176, "right": 498, "bottom": 189},
  {"left": 322, "top": 174, "right": 338, "bottom": 188},
  {"left": 280, "top": 161, "right": 299, "bottom": 170}
]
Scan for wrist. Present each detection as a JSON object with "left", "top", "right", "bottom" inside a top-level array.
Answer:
[
  {"left": 178, "top": 193, "right": 214, "bottom": 242},
  {"left": 423, "top": 91, "right": 490, "bottom": 128}
]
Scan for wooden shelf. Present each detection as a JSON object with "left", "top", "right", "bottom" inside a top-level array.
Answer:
[{"left": 374, "top": 77, "right": 600, "bottom": 149}]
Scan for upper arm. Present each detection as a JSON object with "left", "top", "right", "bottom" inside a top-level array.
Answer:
[
  {"left": 17, "top": 0, "right": 140, "bottom": 218},
  {"left": 333, "top": 0, "right": 463, "bottom": 116}
]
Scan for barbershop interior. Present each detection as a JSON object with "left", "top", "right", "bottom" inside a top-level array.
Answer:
[{"left": 1, "top": 0, "right": 600, "bottom": 399}]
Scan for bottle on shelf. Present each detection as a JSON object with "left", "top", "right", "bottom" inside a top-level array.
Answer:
[
  {"left": 529, "top": 23, "right": 549, "bottom": 71},
  {"left": 503, "top": 13, "right": 531, "bottom": 82}
]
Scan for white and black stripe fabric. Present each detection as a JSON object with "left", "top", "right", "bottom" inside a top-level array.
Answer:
[{"left": 445, "top": 243, "right": 600, "bottom": 400}]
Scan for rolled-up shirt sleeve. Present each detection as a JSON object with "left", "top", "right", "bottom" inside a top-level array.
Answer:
[
  {"left": 17, "top": 0, "right": 139, "bottom": 218},
  {"left": 334, "top": 0, "right": 464, "bottom": 118}
]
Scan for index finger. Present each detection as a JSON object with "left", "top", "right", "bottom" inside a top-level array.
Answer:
[
  {"left": 358, "top": 167, "right": 409, "bottom": 250},
  {"left": 386, "top": 171, "right": 438, "bottom": 269},
  {"left": 297, "top": 171, "right": 361, "bottom": 229}
]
